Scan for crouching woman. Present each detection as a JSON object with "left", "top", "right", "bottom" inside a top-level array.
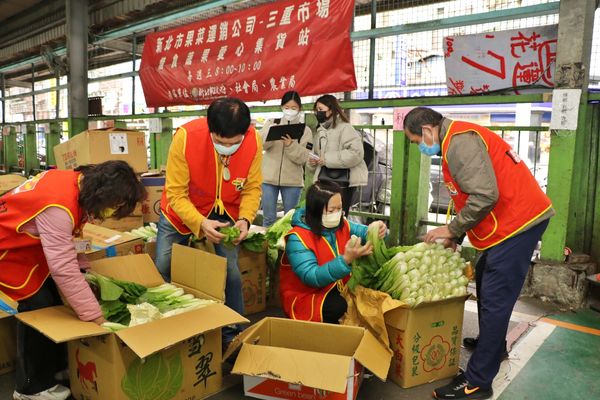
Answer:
[{"left": 279, "top": 181, "right": 386, "bottom": 323}]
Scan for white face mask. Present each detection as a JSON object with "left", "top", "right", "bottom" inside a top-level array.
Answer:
[
  {"left": 322, "top": 210, "right": 342, "bottom": 228},
  {"left": 282, "top": 108, "right": 299, "bottom": 119}
]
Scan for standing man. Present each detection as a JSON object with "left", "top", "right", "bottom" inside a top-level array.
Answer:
[
  {"left": 403, "top": 107, "right": 553, "bottom": 400},
  {"left": 156, "top": 97, "right": 262, "bottom": 348}
]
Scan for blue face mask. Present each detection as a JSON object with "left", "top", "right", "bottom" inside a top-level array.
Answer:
[
  {"left": 213, "top": 141, "right": 241, "bottom": 156},
  {"left": 418, "top": 141, "right": 440, "bottom": 156}
]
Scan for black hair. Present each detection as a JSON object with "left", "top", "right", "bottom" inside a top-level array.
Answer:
[
  {"left": 76, "top": 160, "right": 146, "bottom": 220},
  {"left": 281, "top": 91, "right": 302, "bottom": 108},
  {"left": 313, "top": 94, "right": 348, "bottom": 128},
  {"left": 207, "top": 97, "right": 251, "bottom": 138},
  {"left": 403, "top": 107, "right": 443, "bottom": 136},
  {"left": 305, "top": 181, "right": 343, "bottom": 236}
]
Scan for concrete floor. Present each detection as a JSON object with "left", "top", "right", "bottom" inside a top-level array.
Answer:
[{"left": 3, "top": 290, "right": 585, "bottom": 400}]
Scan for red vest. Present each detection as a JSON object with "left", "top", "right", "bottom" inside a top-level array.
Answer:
[
  {"left": 279, "top": 220, "right": 351, "bottom": 322},
  {"left": 161, "top": 118, "right": 259, "bottom": 234},
  {"left": 0, "top": 170, "right": 84, "bottom": 301},
  {"left": 441, "top": 120, "right": 552, "bottom": 250}
]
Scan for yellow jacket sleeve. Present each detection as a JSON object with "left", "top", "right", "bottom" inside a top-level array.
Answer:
[
  {"left": 238, "top": 134, "right": 263, "bottom": 222},
  {"left": 164, "top": 128, "right": 205, "bottom": 235}
]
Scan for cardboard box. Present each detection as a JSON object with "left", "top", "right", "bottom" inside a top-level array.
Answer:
[
  {"left": 229, "top": 317, "right": 392, "bottom": 400},
  {"left": 0, "top": 292, "right": 17, "bottom": 376},
  {"left": 16, "top": 245, "right": 248, "bottom": 400},
  {"left": 141, "top": 174, "right": 165, "bottom": 223},
  {"left": 82, "top": 224, "right": 144, "bottom": 261},
  {"left": 385, "top": 296, "right": 467, "bottom": 388},
  {"left": 145, "top": 241, "right": 157, "bottom": 261},
  {"left": 0, "top": 174, "right": 27, "bottom": 195},
  {"left": 95, "top": 203, "right": 144, "bottom": 232},
  {"left": 53, "top": 128, "right": 148, "bottom": 173},
  {"left": 239, "top": 248, "right": 267, "bottom": 315}
]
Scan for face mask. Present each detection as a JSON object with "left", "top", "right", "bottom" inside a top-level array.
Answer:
[
  {"left": 315, "top": 111, "right": 328, "bottom": 124},
  {"left": 99, "top": 207, "right": 117, "bottom": 220},
  {"left": 282, "top": 108, "right": 299, "bottom": 119},
  {"left": 418, "top": 131, "right": 440, "bottom": 156},
  {"left": 213, "top": 141, "right": 241, "bottom": 156},
  {"left": 322, "top": 210, "right": 342, "bottom": 228}
]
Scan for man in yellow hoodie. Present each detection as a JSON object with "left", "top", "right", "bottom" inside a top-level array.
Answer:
[{"left": 156, "top": 97, "right": 262, "bottom": 346}]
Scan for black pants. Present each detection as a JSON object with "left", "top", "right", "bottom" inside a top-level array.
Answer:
[
  {"left": 322, "top": 289, "right": 347, "bottom": 324},
  {"left": 341, "top": 187, "right": 357, "bottom": 217},
  {"left": 15, "top": 279, "right": 66, "bottom": 394}
]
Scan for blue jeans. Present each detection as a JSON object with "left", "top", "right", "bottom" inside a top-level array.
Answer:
[
  {"left": 261, "top": 183, "right": 302, "bottom": 227},
  {"left": 155, "top": 213, "right": 244, "bottom": 343}
]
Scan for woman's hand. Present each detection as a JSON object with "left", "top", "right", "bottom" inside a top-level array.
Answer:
[
  {"left": 92, "top": 316, "right": 107, "bottom": 325},
  {"left": 343, "top": 241, "right": 373, "bottom": 265},
  {"left": 281, "top": 134, "right": 294, "bottom": 147},
  {"left": 369, "top": 220, "right": 387, "bottom": 239}
]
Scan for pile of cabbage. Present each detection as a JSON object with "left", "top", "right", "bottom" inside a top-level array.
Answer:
[{"left": 347, "top": 224, "right": 469, "bottom": 307}]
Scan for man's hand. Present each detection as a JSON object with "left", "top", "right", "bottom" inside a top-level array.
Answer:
[
  {"left": 201, "top": 219, "right": 230, "bottom": 243},
  {"left": 424, "top": 225, "right": 454, "bottom": 243},
  {"left": 233, "top": 219, "right": 249, "bottom": 245}
]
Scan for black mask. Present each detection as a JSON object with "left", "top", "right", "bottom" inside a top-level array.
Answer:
[{"left": 315, "top": 111, "right": 328, "bottom": 124}]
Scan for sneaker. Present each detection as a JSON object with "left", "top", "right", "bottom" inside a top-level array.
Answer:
[
  {"left": 13, "top": 384, "right": 71, "bottom": 400},
  {"left": 433, "top": 375, "right": 493, "bottom": 400},
  {"left": 463, "top": 336, "right": 509, "bottom": 359}
]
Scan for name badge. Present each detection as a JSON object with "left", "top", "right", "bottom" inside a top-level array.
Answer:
[{"left": 74, "top": 239, "right": 91, "bottom": 253}]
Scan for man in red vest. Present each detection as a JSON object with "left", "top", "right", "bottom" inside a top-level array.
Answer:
[
  {"left": 403, "top": 107, "right": 553, "bottom": 400},
  {"left": 156, "top": 97, "right": 262, "bottom": 348}
]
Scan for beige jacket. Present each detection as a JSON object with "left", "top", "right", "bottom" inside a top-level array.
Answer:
[
  {"left": 260, "top": 115, "right": 312, "bottom": 187},
  {"left": 310, "top": 118, "right": 368, "bottom": 187}
]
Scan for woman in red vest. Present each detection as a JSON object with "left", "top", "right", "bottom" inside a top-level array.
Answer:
[
  {"left": 0, "top": 161, "right": 145, "bottom": 400},
  {"left": 280, "top": 181, "right": 386, "bottom": 323},
  {"left": 403, "top": 107, "right": 553, "bottom": 400}
]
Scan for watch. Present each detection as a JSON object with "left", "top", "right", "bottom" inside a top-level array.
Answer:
[{"left": 237, "top": 217, "right": 250, "bottom": 230}]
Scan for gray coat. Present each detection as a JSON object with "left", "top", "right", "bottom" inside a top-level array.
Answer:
[{"left": 310, "top": 118, "right": 368, "bottom": 187}]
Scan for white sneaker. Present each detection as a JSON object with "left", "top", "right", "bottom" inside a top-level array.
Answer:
[{"left": 13, "top": 384, "right": 71, "bottom": 400}]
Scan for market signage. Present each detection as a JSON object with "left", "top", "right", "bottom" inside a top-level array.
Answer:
[
  {"left": 139, "top": 0, "right": 357, "bottom": 106},
  {"left": 443, "top": 25, "right": 558, "bottom": 95}
]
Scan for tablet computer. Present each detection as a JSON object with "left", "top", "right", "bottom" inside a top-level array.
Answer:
[{"left": 265, "top": 123, "right": 306, "bottom": 142}]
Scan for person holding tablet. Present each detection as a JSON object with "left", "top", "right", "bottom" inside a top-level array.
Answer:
[{"left": 260, "top": 91, "right": 313, "bottom": 227}]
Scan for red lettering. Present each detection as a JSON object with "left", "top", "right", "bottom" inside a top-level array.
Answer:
[{"left": 461, "top": 51, "right": 506, "bottom": 79}]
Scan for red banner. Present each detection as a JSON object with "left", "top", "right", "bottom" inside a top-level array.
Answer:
[{"left": 139, "top": 0, "right": 356, "bottom": 107}]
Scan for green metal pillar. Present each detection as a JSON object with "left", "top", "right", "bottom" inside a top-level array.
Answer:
[
  {"left": 68, "top": 118, "right": 88, "bottom": 137},
  {"left": 541, "top": 0, "right": 596, "bottom": 261},
  {"left": 3, "top": 126, "right": 17, "bottom": 171},
  {"left": 47, "top": 122, "right": 62, "bottom": 166},
  {"left": 388, "top": 131, "right": 428, "bottom": 246},
  {"left": 155, "top": 117, "right": 173, "bottom": 170},
  {"left": 24, "top": 123, "right": 39, "bottom": 175}
]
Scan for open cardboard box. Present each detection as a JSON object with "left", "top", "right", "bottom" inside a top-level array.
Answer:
[
  {"left": 0, "top": 174, "right": 27, "bottom": 196},
  {"left": 0, "top": 292, "right": 17, "bottom": 375},
  {"left": 227, "top": 317, "right": 392, "bottom": 400},
  {"left": 82, "top": 224, "right": 144, "bottom": 261},
  {"left": 16, "top": 244, "right": 249, "bottom": 400}
]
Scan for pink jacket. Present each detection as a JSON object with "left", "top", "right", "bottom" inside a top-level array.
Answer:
[{"left": 22, "top": 207, "right": 102, "bottom": 321}]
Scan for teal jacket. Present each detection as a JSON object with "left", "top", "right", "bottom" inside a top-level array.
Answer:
[{"left": 285, "top": 208, "right": 369, "bottom": 288}]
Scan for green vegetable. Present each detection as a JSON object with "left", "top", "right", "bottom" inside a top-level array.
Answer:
[
  {"left": 121, "top": 352, "right": 183, "bottom": 400},
  {"left": 242, "top": 232, "right": 267, "bottom": 252},
  {"left": 102, "top": 322, "right": 128, "bottom": 332},
  {"left": 219, "top": 226, "right": 240, "bottom": 248},
  {"left": 265, "top": 209, "right": 294, "bottom": 250}
]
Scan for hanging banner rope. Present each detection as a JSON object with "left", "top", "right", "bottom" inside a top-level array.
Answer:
[{"left": 139, "top": 0, "right": 357, "bottom": 106}]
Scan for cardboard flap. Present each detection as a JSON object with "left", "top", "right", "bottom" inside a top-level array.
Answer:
[
  {"left": 90, "top": 254, "right": 164, "bottom": 287},
  {"left": 233, "top": 344, "right": 352, "bottom": 394},
  {"left": 171, "top": 244, "right": 226, "bottom": 301},
  {"left": 222, "top": 317, "right": 267, "bottom": 360},
  {"left": 15, "top": 306, "right": 108, "bottom": 343},
  {"left": 353, "top": 330, "right": 392, "bottom": 381},
  {"left": 115, "top": 303, "right": 248, "bottom": 359}
]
